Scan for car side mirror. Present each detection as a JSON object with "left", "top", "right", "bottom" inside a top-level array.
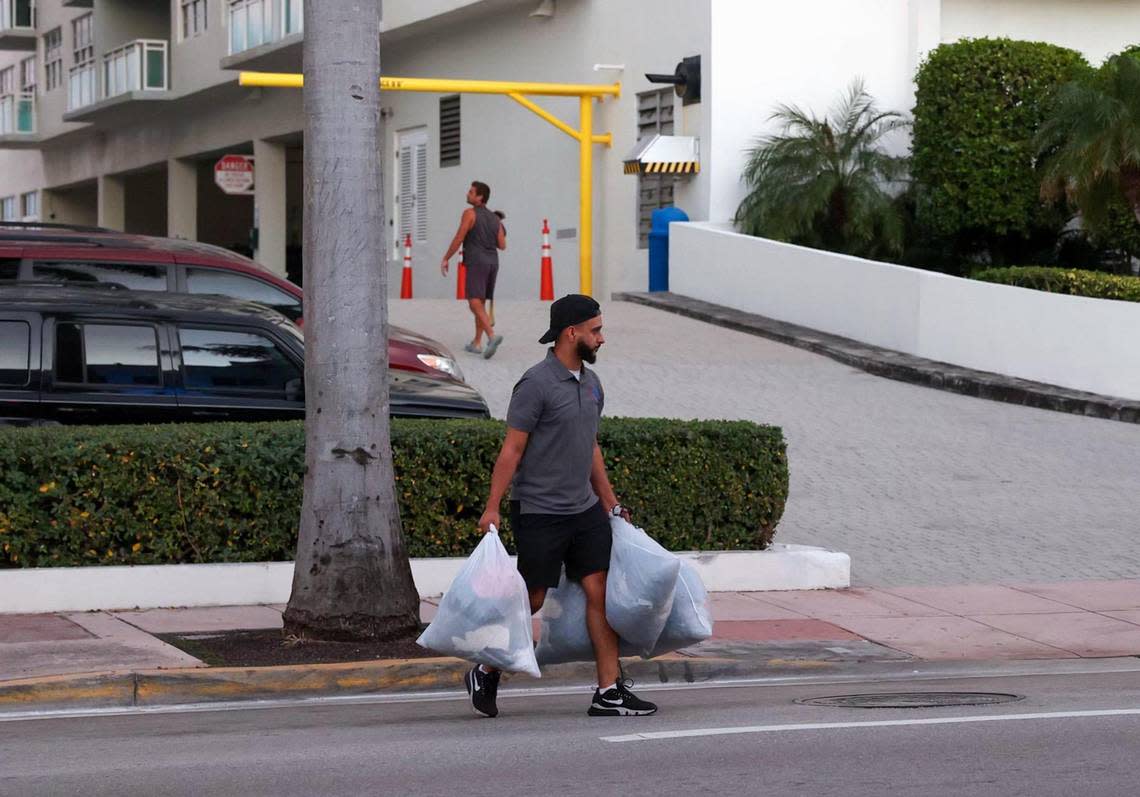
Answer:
[{"left": 285, "top": 377, "right": 304, "bottom": 402}]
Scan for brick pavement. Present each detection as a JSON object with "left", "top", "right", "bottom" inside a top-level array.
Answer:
[{"left": 390, "top": 299, "right": 1140, "bottom": 587}]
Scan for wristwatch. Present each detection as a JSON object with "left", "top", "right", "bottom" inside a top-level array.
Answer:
[{"left": 610, "top": 504, "right": 625, "bottom": 517}]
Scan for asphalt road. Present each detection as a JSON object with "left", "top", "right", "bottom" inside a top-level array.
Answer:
[{"left": 4, "top": 664, "right": 1139, "bottom": 796}]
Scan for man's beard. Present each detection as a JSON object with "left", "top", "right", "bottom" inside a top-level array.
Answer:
[{"left": 576, "top": 339, "right": 598, "bottom": 364}]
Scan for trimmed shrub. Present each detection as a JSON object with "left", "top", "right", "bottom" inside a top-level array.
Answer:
[
  {"left": 0, "top": 418, "right": 789, "bottom": 568},
  {"left": 971, "top": 266, "right": 1140, "bottom": 302},
  {"left": 912, "top": 38, "right": 1091, "bottom": 261}
]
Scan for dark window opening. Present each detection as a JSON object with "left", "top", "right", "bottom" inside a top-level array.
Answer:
[{"left": 440, "top": 95, "right": 461, "bottom": 168}]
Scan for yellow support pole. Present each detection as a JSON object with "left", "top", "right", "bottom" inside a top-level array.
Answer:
[
  {"left": 579, "top": 95, "right": 593, "bottom": 297},
  {"left": 240, "top": 71, "right": 620, "bottom": 98}
]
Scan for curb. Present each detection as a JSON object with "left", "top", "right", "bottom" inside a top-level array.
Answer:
[
  {"left": 615, "top": 291, "right": 1140, "bottom": 424},
  {"left": 0, "top": 654, "right": 835, "bottom": 714}
]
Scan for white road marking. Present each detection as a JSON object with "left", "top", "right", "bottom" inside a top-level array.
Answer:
[{"left": 600, "top": 708, "right": 1140, "bottom": 743}]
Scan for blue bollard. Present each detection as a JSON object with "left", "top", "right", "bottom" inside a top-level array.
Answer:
[{"left": 648, "top": 206, "right": 689, "bottom": 292}]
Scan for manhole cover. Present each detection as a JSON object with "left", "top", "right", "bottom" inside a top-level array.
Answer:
[{"left": 797, "top": 692, "right": 1024, "bottom": 709}]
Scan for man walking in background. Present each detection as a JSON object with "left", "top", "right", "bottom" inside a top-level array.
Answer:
[
  {"left": 441, "top": 181, "right": 506, "bottom": 358},
  {"left": 467, "top": 294, "right": 659, "bottom": 719}
]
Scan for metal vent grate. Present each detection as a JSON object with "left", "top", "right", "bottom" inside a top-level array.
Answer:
[{"left": 440, "top": 94, "right": 461, "bottom": 167}]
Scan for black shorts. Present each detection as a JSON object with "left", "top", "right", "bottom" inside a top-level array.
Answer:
[{"left": 511, "top": 499, "right": 612, "bottom": 590}]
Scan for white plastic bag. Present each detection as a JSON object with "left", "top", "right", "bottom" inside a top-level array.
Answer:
[
  {"left": 534, "top": 571, "right": 592, "bottom": 665},
  {"left": 648, "top": 559, "right": 714, "bottom": 657},
  {"left": 605, "top": 517, "right": 681, "bottom": 656},
  {"left": 535, "top": 570, "right": 641, "bottom": 665},
  {"left": 416, "top": 528, "right": 540, "bottom": 678}
]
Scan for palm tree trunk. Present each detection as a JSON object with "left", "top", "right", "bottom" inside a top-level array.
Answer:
[{"left": 284, "top": 0, "right": 421, "bottom": 641}]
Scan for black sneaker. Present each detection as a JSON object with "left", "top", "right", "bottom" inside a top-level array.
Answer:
[
  {"left": 464, "top": 665, "right": 500, "bottom": 718},
  {"left": 588, "top": 678, "right": 658, "bottom": 717}
]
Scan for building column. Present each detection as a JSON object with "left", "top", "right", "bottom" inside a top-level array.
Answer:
[
  {"left": 97, "top": 174, "right": 125, "bottom": 231},
  {"left": 253, "top": 139, "right": 287, "bottom": 277},
  {"left": 167, "top": 157, "right": 198, "bottom": 240}
]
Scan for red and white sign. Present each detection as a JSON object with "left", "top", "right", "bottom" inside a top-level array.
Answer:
[{"left": 214, "top": 154, "right": 255, "bottom": 195}]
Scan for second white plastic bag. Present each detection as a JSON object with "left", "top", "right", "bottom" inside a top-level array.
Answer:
[
  {"left": 535, "top": 570, "right": 640, "bottom": 665},
  {"left": 416, "top": 528, "right": 540, "bottom": 678},
  {"left": 605, "top": 516, "right": 681, "bottom": 656},
  {"left": 648, "top": 559, "right": 715, "bottom": 657}
]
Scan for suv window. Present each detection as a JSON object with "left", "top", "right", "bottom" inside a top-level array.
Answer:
[
  {"left": 33, "top": 261, "right": 168, "bottom": 291},
  {"left": 185, "top": 268, "right": 302, "bottom": 322},
  {"left": 0, "top": 258, "right": 19, "bottom": 281},
  {"left": 0, "top": 320, "right": 30, "bottom": 386},
  {"left": 178, "top": 328, "right": 300, "bottom": 394},
  {"left": 55, "top": 323, "right": 162, "bottom": 386}
]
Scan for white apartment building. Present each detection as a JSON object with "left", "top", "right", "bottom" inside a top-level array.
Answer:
[{"left": 1, "top": 0, "right": 1137, "bottom": 299}]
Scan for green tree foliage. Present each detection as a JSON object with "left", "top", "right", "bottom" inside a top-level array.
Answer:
[
  {"left": 734, "top": 79, "right": 909, "bottom": 259},
  {"left": 911, "top": 38, "right": 1090, "bottom": 264},
  {"left": 1037, "top": 52, "right": 1140, "bottom": 265}
]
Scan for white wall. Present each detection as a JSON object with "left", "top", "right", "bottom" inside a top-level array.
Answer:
[
  {"left": 671, "top": 222, "right": 1140, "bottom": 400},
  {"left": 941, "top": 0, "right": 1140, "bottom": 65},
  {"left": 707, "top": 0, "right": 919, "bottom": 224}
]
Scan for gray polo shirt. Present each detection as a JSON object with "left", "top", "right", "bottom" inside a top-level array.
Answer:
[{"left": 506, "top": 349, "right": 604, "bottom": 515}]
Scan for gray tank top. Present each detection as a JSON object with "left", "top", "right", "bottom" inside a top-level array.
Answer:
[{"left": 463, "top": 206, "right": 501, "bottom": 268}]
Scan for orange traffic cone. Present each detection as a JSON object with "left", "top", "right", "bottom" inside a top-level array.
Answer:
[
  {"left": 539, "top": 218, "right": 554, "bottom": 301},
  {"left": 456, "top": 246, "right": 467, "bottom": 300},
  {"left": 400, "top": 233, "right": 413, "bottom": 299}
]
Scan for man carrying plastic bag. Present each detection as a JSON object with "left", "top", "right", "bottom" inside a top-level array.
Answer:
[
  {"left": 469, "top": 294, "right": 658, "bottom": 718},
  {"left": 417, "top": 525, "right": 539, "bottom": 679}
]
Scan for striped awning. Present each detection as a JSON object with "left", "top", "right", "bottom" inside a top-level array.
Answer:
[{"left": 622, "top": 134, "right": 700, "bottom": 177}]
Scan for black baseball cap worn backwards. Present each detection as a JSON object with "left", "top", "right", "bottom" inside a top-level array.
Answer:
[{"left": 539, "top": 294, "right": 602, "bottom": 344}]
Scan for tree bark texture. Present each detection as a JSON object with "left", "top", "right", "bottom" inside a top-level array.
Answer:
[{"left": 284, "top": 0, "right": 421, "bottom": 641}]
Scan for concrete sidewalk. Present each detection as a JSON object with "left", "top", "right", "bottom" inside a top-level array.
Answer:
[{"left": 3, "top": 580, "right": 1138, "bottom": 712}]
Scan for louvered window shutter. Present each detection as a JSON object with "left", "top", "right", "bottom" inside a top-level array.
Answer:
[
  {"left": 398, "top": 143, "right": 414, "bottom": 244},
  {"left": 414, "top": 141, "right": 428, "bottom": 243}
]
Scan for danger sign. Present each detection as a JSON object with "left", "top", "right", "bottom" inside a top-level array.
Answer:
[{"left": 214, "top": 154, "right": 255, "bottom": 195}]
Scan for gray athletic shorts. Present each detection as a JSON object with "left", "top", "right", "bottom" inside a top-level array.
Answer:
[{"left": 465, "top": 262, "right": 499, "bottom": 300}]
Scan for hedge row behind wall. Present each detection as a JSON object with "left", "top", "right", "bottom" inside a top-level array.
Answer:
[
  {"left": 0, "top": 418, "right": 789, "bottom": 568},
  {"left": 971, "top": 266, "right": 1140, "bottom": 302}
]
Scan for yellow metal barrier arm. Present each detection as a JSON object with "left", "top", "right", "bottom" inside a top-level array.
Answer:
[{"left": 240, "top": 71, "right": 620, "bottom": 98}]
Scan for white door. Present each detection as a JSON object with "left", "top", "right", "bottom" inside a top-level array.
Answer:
[{"left": 395, "top": 127, "right": 428, "bottom": 256}]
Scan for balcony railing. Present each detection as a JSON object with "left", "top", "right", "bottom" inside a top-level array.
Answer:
[
  {"left": 0, "top": 90, "right": 35, "bottom": 134},
  {"left": 103, "top": 39, "right": 169, "bottom": 99},
  {"left": 0, "top": 0, "right": 35, "bottom": 33},
  {"left": 229, "top": 0, "right": 303, "bottom": 55},
  {"left": 68, "top": 62, "right": 97, "bottom": 111}
]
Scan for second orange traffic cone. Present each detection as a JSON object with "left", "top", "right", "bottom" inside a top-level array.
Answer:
[
  {"left": 456, "top": 246, "right": 467, "bottom": 300},
  {"left": 400, "top": 233, "right": 413, "bottom": 299},
  {"left": 539, "top": 218, "right": 554, "bottom": 301}
]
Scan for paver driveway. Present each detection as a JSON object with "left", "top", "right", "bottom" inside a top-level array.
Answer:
[{"left": 389, "top": 299, "right": 1140, "bottom": 587}]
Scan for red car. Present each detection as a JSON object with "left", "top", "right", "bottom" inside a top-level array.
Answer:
[{"left": 0, "top": 222, "right": 464, "bottom": 382}]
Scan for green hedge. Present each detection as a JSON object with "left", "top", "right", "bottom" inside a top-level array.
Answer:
[
  {"left": 972, "top": 266, "right": 1140, "bottom": 301},
  {"left": 0, "top": 418, "right": 788, "bottom": 568},
  {"left": 912, "top": 38, "right": 1090, "bottom": 256}
]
